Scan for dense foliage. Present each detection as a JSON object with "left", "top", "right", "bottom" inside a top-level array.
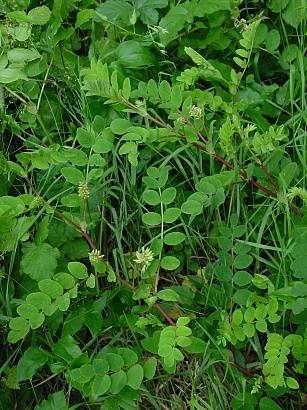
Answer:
[{"left": 0, "top": 0, "right": 306, "bottom": 409}]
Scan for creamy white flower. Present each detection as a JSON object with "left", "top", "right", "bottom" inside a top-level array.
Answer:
[
  {"left": 189, "top": 105, "right": 202, "bottom": 119},
  {"left": 89, "top": 249, "right": 104, "bottom": 263},
  {"left": 134, "top": 246, "right": 154, "bottom": 273}
]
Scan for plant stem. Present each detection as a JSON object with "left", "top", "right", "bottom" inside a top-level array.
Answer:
[{"left": 129, "top": 103, "right": 303, "bottom": 217}]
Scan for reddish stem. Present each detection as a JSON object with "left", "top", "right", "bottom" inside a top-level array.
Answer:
[
  {"left": 230, "top": 358, "right": 254, "bottom": 378},
  {"left": 155, "top": 302, "right": 175, "bottom": 325},
  {"left": 140, "top": 110, "right": 303, "bottom": 217}
]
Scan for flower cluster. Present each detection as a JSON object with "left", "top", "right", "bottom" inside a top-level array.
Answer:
[
  {"left": 189, "top": 105, "right": 202, "bottom": 119},
  {"left": 134, "top": 246, "right": 154, "bottom": 273},
  {"left": 78, "top": 181, "right": 89, "bottom": 199},
  {"left": 89, "top": 249, "right": 104, "bottom": 263}
]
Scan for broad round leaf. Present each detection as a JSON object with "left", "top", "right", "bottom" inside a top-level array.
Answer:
[
  {"left": 9, "top": 317, "right": 29, "bottom": 332},
  {"left": 143, "top": 357, "right": 157, "bottom": 380},
  {"left": 234, "top": 254, "right": 253, "bottom": 269},
  {"left": 93, "top": 358, "right": 109, "bottom": 375},
  {"left": 17, "top": 303, "right": 39, "bottom": 319},
  {"left": 38, "top": 279, "right": 63, "bottom": 299},
  {"left": 233, "top": 270, "right": 252, "bottom": 287},
  {"left": 243, "top": 323, "right": 255, "bottom": 338},
  {"left": 117, "top": 348, "right": 138, "bottom": 366},
  {"left": 163, "top": 208, "right": 181, "bottom": 223},
  {"left": 110, "top": 118, "right": 131, "bottom": 134},
  {"left": 76, "top": 127, "right": 96, "bottom": 147},
  {"left": 127, "top": 364, "right": 144, "bottom": 390},
  {"left": 161, "top": 187, "right": 176, "bottom": 205},
  {"left": 26, "top": 292, "right": 51, "bottom": 310},
  {"left": 91, "top": 374, "right": 111, "bottom": 398},
  {"left": 142, "top": 212, "right": 162, "bottom": 226},
  {"left": 181, "top": 200, "right": 202, "bottom": 215},
  {"left": 157, "top": 289, "right": 180, "bottom": 301},
  {"left": 54, "top": 272, "right": 75, "bottom": 289},
  {"left": 21, "top": 243, "right": 60, "bottom": 281},
  {"left": 143, "top": 190, "right": 160, "bottom": 206},
  {"left": 55, "top": 293, "right": 71, "bottom": 311},
  {"left": 28, "top": 311, "right": 45, "bottom": 329},
  {"left": 164, "top": 232, "right": 185, "bottom": 246},
  {"left": 68, "top": 262, "right": 88, "bottom": 279},
  {"left": 61, "top": 167, "right": 84, "bottom": 185},
  {"left": 161, "top": 256, "right": 180, "bottom": 270},
  {"left": 105, "top": 353, "right": 124, "bottom": 372},
  {"left": 110, "top": 370, "right": 127, "bottom": 395}
]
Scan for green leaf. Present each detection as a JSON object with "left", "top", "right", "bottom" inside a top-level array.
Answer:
[
  {"left": 106, "top": 353, "right": 124, "bottom": 372},
  {"left": 28, "top": 311, "right": 45, "bottom": 329},
  {"left": 233, "top": 271, "right": 252, "bottom": 287},
  {"left": 95, "top": 0, "right": 134, "bottom": 26},
  {"left": 17, "top": 347, "right": 48, "bottom": 382},
  {"left": 198, "top": 0, "right": 231, "bottom": 13},
  {"left": 259, "top": 397, "right": 283, "bottom": 410},
  {"left": 268, "top": 0, "right": 289, "bottom": 12},
  {"left": 39, "top": 279, "right": 63, "bottom": 299},
  {"left": 21, "top": 243, "right": 60, "bottom": 281},
  {"left": 161, "top": 256, "right": 180, "bottom": 270},
  {"left": 183, "top": 336, "right": 206, "bottom": 353},
  {"left": 54, "top": 273, "right": 75, "bottom": 289},
  {"left": 163, "top": 207, "right": 181, "bottom": 223},
  {"left": 143, "top": 190, "right": 160, "bottom": 206},
  {"left": 8, "top": 48, "right": 40, "bottom": 64},
  {"left": 122, "top": 77, "right": 131, "bottom": 99},
  {"left": 176, "top": 326, "right": 192, "bottom": 337},
  {"left": 255, "top": 303, "right": 267, "bottom": 320},
  {"left": 61, "top": 167, "right": 84, "bottom": 185},
  {"left": 163, "top": 232, "right": 185, "bottom": 246},
  {"left": 93, "top": 128, "right": 114, "bottom": 153},
  {"left": 67, "top": 262, "right": 88, "bottom": 279},
  {"left": 17, "top": 303, "right": 38, "bottom": 319},
  {"left": 285, "top": 377, "right": 299, "bottom": 389},
  {"left": 118, "top": 142, "right": 138, "bottom": 156},
  {"left": 9, "top": 317, "right": 29, "bottom": 335},
  {"left": 143, "top": 357, "right": 157, "bottom": 379},
  {"left": 282, "top": 0, "right": 306, "bottom": 28},
  {"left": 255, "top": 319, "right": 267, "bottom": 332},
  {"left": 157, "top": 289, "right": 180, "bottom": 301},
  {"left": 75, "top": 9, "right": 94, "bottom": 28},
  {"left": 76, "top": 127, "right": 96, "bottom": 148},
  {"left": 117, "top": 40, "right": 155, "bottom": 68},
  {"left": 93, "top": 358, "right": 109, "bottom": 375},
  {"left": 55, "top": 293, "right": 70, "bottom": 312},
  {"left": 110, "top": 370, "right": 127, "bottom": 395},
  {"left": 117, "top": 348, "right": 138, "bottom": 366},
  {"left": 86, "top": 274, "right": 96, "bottom": 288},
  {"left": 0, "top": 68, "right": 27, "bottom": 83},
  {"left": 26, "top": 292, "right": 51, "bottom": 311},
  {"left": 34, "top": 391, "right": 68, "bottom": 410},
  {"left": 244, "top": 307, "right": 256, "bottom": 323},
  {"left": 161, "top": 187, "right": 176, "bottom": 205},
  {"left": 181, "top": 200, "right": 202, "bottom": 215},
  {"left": 232, "top": 309, "right": 243, "bottom": 326},
  {"left": 243, "top": 323, "right": 255, "bottom": 338},
  {"left": 142, "top": 212, "right": 162, "bottom": 226},
  {"left": 27, "top": 6, "right": 51, "bottom": 25},
  {"left": 265, "top": 29, "right": 280, "bottom": 52},
  {"left": 234, "top": 254, "right": 253, "bottom": 269},
  {"left": 91, "top": 374, "right": 111, "bottom": 398},
  {"left": 127, "top": 364, "right": 144, "bottom": 389},
  {"left": 110, "top": 119, "right": 131, "bottom": 135}
]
